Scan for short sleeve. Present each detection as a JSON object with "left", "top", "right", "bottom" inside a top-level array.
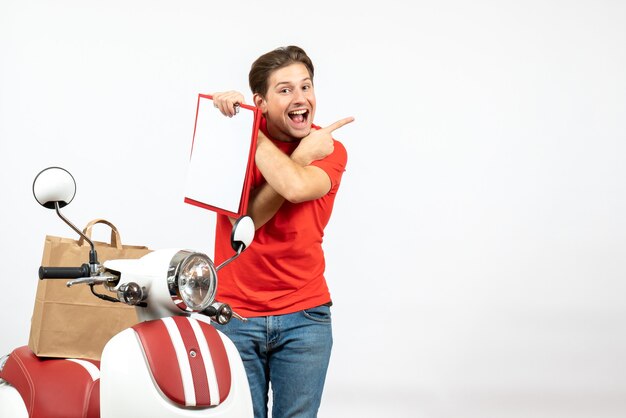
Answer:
[{"left": 310, "top": 139, "right": 348, "bottom": 193}]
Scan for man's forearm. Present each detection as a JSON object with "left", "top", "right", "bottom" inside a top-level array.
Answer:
[
  {"left": 244, "top": 136, "right": 325, "bottom": 229},
  {"left": 255, "top": 136, "right": 331, "bottom": 204}
]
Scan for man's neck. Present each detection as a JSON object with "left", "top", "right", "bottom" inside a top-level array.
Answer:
[{"left": 265, "top": 121, "right": 300, "bottom": 143}]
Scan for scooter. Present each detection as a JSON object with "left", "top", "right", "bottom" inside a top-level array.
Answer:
[{"left": 0, "top": 167, "right": 254, "bottom": 417}]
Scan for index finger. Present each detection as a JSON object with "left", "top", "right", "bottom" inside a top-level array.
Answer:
[{"left": 324, "top": 116, "right": 355, "bottom": 132}]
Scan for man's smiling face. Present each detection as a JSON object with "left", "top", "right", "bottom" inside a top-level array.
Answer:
[{"left": 254, "top": 62, "right": 316, "bottom": 142}]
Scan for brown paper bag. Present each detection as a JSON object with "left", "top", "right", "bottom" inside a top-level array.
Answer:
[{"left": 28, "top": 219, "right": 151, "bottom": 360}]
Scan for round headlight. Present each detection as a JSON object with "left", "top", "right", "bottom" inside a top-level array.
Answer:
[{"left": 168, "top": 250, "right": 217, "bottom": 312}]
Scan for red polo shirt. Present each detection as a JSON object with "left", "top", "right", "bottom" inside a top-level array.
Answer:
[{"left": 214, "top": 119, "right": 347, "bottom": 317}]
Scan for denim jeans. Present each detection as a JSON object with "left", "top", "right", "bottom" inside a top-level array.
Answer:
[{"left": 213, "top": 304, "right": 333, "bottom": 418}]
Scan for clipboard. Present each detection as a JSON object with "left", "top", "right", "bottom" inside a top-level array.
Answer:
[{"left": 184, "top": 94, "right": 261, "bottom": 218}]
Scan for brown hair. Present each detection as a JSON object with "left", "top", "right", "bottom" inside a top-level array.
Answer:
[{"left": 249, "top": 45, "right": 314, "bottom": 97}]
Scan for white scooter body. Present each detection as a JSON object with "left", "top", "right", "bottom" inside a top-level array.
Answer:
[
  {"left": 0, "top": 381, "right": 27, "bottom": 417},
  {"left": 0, "top": 167, "right": 255, "bottom": 418},
  {"left": 101, "top": 251, "right": 253, "bottom": 417},
  {"left": 0, "top": 250, "right": 253, "bottom": 418},
  {"left": 100, "top": 317, "right": 251, "bottom": 418}
]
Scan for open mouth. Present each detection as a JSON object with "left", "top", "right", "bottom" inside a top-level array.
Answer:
[{"left": 288, "top": 109, "right": 309, "bottom": 125}]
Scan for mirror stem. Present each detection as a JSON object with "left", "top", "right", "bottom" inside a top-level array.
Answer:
[
  {"left": 54, "top": 202, "right": 98, "bottom": 265},
  {"left": 215, "top": 244, "right": 244, "bottom": 272}
]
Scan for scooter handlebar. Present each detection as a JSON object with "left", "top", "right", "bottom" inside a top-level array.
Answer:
[{"left": 39, "top": 264, "right": 91, "bottom": 280}]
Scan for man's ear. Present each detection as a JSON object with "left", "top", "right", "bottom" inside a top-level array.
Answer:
[{"left": 253, "top": 93, "right": 267, "bottom": 113}]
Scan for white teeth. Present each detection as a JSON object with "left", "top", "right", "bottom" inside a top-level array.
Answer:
[{"left": 289, "top": 109, "right": 307, "bottom": 115}]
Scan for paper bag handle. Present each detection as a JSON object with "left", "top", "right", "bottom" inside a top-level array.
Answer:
[{"left": 78, "top": 219, "right": 123, "bottom": 249}]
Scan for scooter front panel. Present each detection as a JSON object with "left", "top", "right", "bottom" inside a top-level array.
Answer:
[
  {"left": 100, "top": 321, "right": 252, "bottom": 418},
  {"left": 131, "top": 316, "right": 231, "bottom": 407}
]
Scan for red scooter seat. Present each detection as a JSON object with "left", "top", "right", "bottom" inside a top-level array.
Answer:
[{"left": 0, "top": 346, "right": 100, "bottom": 418}]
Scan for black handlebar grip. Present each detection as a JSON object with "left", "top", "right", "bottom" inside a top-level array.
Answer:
[{"left": 39, "top": 264, "right": 91, "bottom": 280}]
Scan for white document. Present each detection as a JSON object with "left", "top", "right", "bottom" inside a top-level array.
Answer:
[{"left": 185, "top": 95, "right": 258, "bottom": 216}]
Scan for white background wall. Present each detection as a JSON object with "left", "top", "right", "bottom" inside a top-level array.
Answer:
[{"left": 1, "top": 1, "right": 625, "bottom": 417}]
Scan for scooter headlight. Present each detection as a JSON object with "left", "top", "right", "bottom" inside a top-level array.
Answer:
[{"left": 168, "top": 250, "right": 217, "bottom": 312}]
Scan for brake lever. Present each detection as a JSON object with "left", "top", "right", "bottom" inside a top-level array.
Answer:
[{"left": 66, "top": 273, "right": 117, "bottom": 288}]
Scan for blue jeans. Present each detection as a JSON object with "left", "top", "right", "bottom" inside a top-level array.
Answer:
[{"left": 214, "top": 305, "right": 333, "bottom": 418}]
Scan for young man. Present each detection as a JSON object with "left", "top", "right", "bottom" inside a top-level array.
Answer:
[{"left": 212, "top": 45, "right": 353, "bottom": 418}]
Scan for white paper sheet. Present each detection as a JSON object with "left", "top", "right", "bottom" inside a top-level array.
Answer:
[{"left": 185, "top": 96, "right": 256, "bottom": 215}]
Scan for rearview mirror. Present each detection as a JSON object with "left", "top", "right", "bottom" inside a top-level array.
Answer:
[
  {"left": 231, "top": 215, "right": 255, "bottom": 251},
  {"left": 32, "top": 167, "right": 76, "bottom": 209},
  {"left": 216, "top": 216, "right": 255, "bottom": 272}
]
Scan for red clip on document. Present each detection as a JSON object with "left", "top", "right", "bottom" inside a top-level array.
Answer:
[{"left": 184, "top": 94, "right": 261, "bottom": 218}]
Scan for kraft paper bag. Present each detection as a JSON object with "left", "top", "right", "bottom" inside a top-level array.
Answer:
[{"left": 28, "top": 219, "right": 151, "bottom": 360}]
